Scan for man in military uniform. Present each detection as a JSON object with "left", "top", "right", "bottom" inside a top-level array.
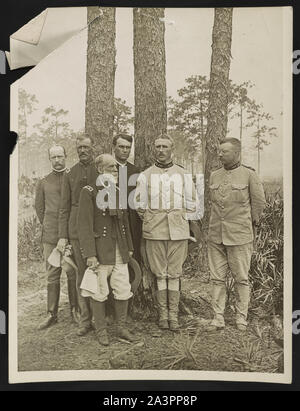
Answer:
[
  {"left": 112, "top": 133, "right": 142, "bottom": 263},
  {"left": 58, "top": 135, "right": 98, "bottom": 336},
  {"left": 135, "top": 135, "right": 197, "bottom": 331},
  {"left": 77, "top": 154, "right": 137, "bottom": 346},
  {"left": 208, "top": 138, "right": 266, "bottom": 331},
  {"left": 35, "top": 145, "right": 78, "bottom": 330}
]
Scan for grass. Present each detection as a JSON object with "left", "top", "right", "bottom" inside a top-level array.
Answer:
[{"left": 16, "top": 179, "right": 284, "bottom": 373}]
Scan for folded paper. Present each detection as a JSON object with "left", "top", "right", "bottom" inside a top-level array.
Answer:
[{"left": 6, "top": 7, "right": 97, "bottom": 70}]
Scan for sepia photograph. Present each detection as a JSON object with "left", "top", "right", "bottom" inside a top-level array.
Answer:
[{"left": 8, "top": 6, "right": 292, "bottom": 383}]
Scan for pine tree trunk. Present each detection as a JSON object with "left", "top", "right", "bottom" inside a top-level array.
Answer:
[
  {"left": 199, "top": 8, "right": 233, "bottom": 270},
  {"left": 133, "top": 8, "right": 167, "bottom": 171},
  {"left": 85, "top": 7, "right": 116, "bottom": 154},
  {"left": 132, "top": 7, "right": 167, "bottom": 316}
]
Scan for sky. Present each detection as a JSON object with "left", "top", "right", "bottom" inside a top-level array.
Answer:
[{"left": 12, "top": 6, "right": 292, "bottom": 178}]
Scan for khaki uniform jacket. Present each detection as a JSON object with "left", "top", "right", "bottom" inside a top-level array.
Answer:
[
  {"left": 208, "top": 165, "right": 266, "bottom": 246},
  {"left": 135, "top": 164, "right": 197, "bottom": 240},
  {"left": 58, "top": 160, "right": 98, "bottom": 240},
  {"left": 77, "top": 184, "right": 134, "bottom": 265},
  {"left": 35, "top": 170, "right": 64, "bottom": 245}
]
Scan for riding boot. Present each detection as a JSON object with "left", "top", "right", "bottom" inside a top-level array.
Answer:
[
  {"left": 168, "top": 290, "right": 180, "bottom": 331},
  {"left": 90, "top": 299, "right": 109, "bottom": 346},
  {"left": 67, "top": 277, "right": 80, "bottom": 325},
  {"left": 235, "top": 282, "right": 250, "bottom": 330},
  {"left": 114, "top": 299, "right": 138, "bottom": 342},
  {"left": 155, "top": 289, "right": 169, "bottom": 329},
  {"left": 38, "top": 283, "right": 60, "bottom": 330},
  {"left": 209, "top": 281, "right": 226, "bottom": 330}
]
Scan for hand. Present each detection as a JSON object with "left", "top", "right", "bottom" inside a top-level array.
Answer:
[
  {"left": 57, "top": 238, "right": 68, "bottom": 253},
  {"left": 87, "top": 256, "right": 99, "bottom": 270}
]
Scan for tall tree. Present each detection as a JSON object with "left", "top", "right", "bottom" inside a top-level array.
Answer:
[
  {"left": 33, "top": 105, "right": 70, "bottom": 144},
  {"left": 132, "top": 7, "right": 167, "bottom": 315},
  {"left": 247, "top": 101, "right": 277, "bottom": 175},
  {"left": 85, "top": 7, "right": 116, "bottom": 154},
  {"left": 30, "top": 106, "right": 75, "bottom": 177},
  {"left": 229, "top": 81, "right": 254, "bottom": 160},
  {"left": 18, "top": 88, "right": 38, "bottom": 141},
  {"left": 113, "top": 98, "right": 134, "bottom": 135},
  {"left": 18, "top": 88, "right": 38, "bottom": 176},
  {"left": 198, "top": 8, "right": 233, "bottom": 272},
  {"left": 133, "top": 7, "right": 167, "bottom": 170},
  {"left": 168, "top": 75, "right": 209, "bottom": 172},
  {"left": 203, "top": 8, "right": 233, "bottom": 225}
]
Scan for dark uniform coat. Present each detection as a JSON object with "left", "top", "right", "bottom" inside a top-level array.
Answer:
[
  {"left": 208, "top": 164, "right": 266, "bottom": 246},
  {"left": 58, "top": 160, "right": 98, "bottom": 240},
  {"left": 77, "top": 184, "right": 134, "bottom": 265},
  {"left": 117, "top": 161, "right": 142, "bottom": 261},
  {"left": 35, "top": 170, "right": 65, "bottom": 245}
]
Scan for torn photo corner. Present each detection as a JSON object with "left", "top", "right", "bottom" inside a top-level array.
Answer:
[
  {"left": 6, "top": 7, "right": 103, "bottom": 70},
  {"left": 9, "top": 6, "right": 293, "bottom": 385}
]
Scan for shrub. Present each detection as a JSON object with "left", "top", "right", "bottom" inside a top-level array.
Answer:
[
  {"left": 18, "top": 216, "right": 43, "bottom": 263},
  {"left": 249, "top": 192, "right": 283, "bottom": 316}
]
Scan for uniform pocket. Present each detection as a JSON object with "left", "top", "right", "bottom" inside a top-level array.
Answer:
[
  {"left": 209, "top": 183, "right": 220, "bottom": 202},
  {"left": 231, "top": 184, "right": 249, "bottom": 203},
  {"left": 142, "top": 212, "right": 156, "bottom": 233}
]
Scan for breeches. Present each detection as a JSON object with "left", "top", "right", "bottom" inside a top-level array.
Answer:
[
  {"left": 145, "top": 239, "right": 188, "bottom": 279},
  {"left": 81, "top": 244, "right": 133, "bottom": 302}
]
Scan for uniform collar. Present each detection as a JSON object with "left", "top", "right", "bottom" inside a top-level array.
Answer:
[
  {"left": 79, "top": 158, "right": 93, "bottom": 167},
  {"left": 52, "top": 167, "right": 66, "bottom": 174},
  {"left": 155, "top": 160, "right": 174, "bottom": 169},
  {"left": 224, "top": 161, "right": 241, "bottom": 171},
  {"left": 116, "top": 160, "right": 127, "bottom": 167}
]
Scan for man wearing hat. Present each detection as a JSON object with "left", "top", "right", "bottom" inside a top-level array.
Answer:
[
  {"left": 77, "top": 154, "right": 138, "bottom": 346},
  {"left": 35, "top": 145, "right": 79, "bottom": 330}
]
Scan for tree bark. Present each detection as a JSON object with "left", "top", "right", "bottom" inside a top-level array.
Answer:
[
  {"left": 203, "top": 8, "right": 233, "bottom": 228},
  {"left": 85, "top": 7, "right": 116, "bottom": 154},
  {"left": 199, "top": 8, "right": 233, "bottom": 269},
  {"left": 133, "top": 7, "right": 167, "bottom": 170}
]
